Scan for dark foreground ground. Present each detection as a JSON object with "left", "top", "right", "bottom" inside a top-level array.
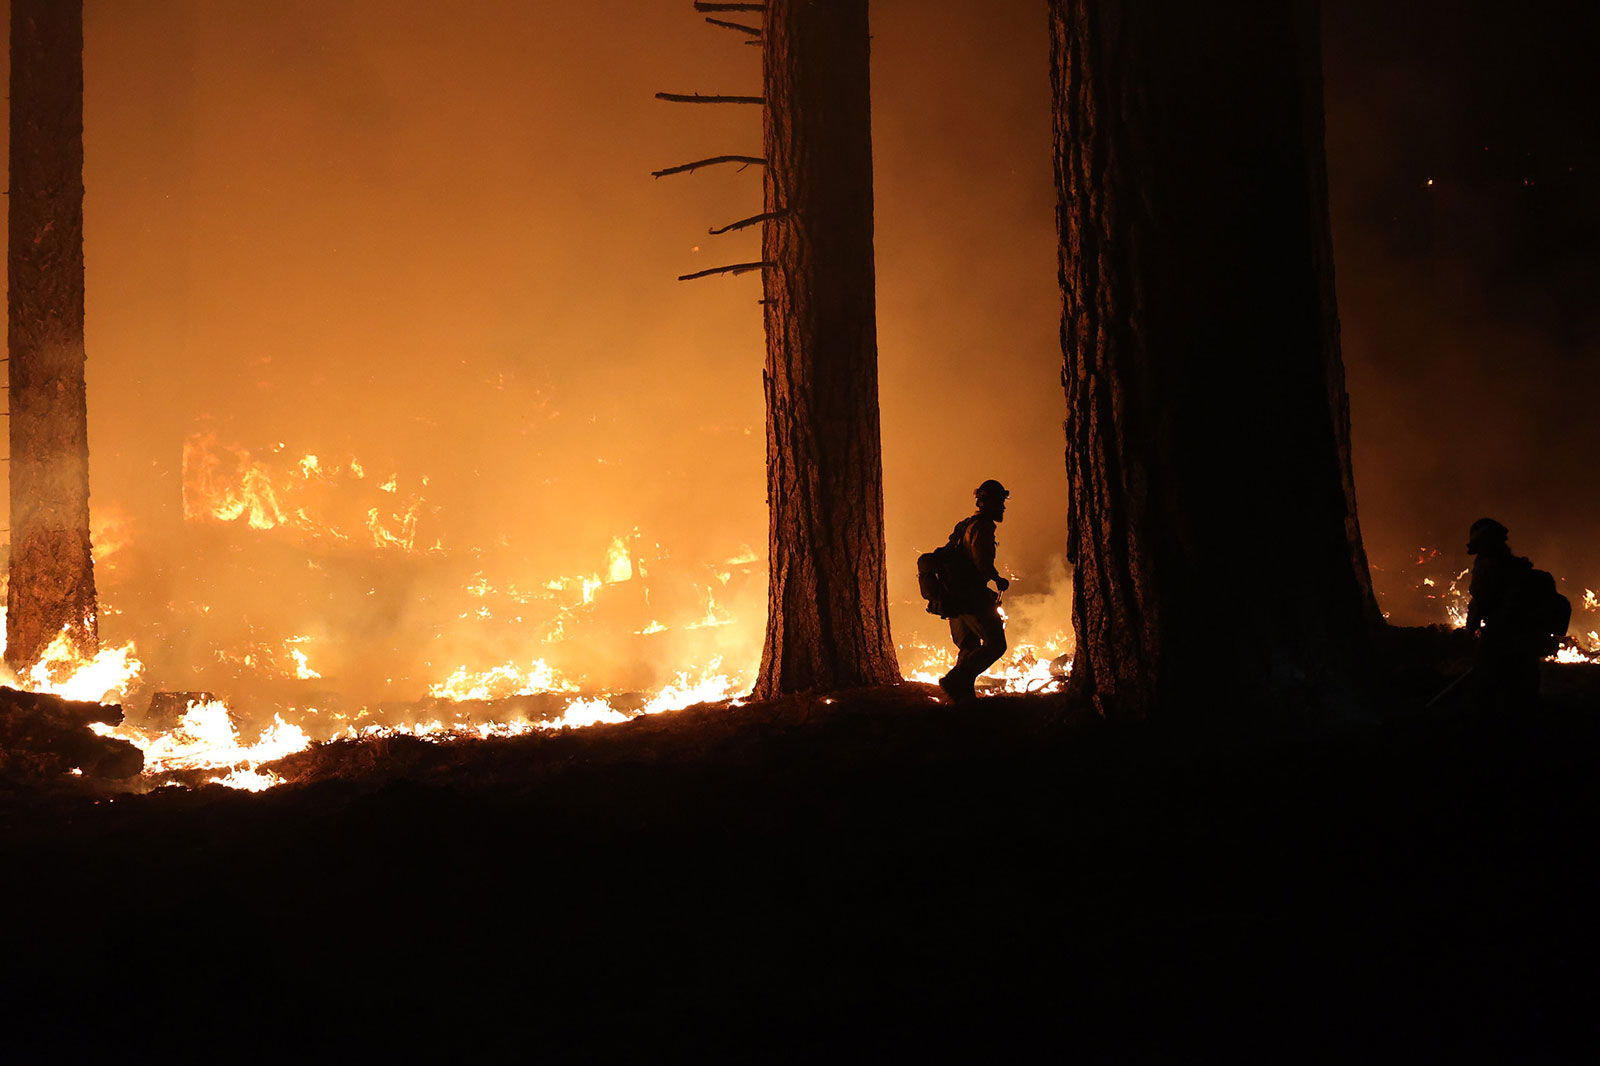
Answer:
[{"left": 3, "top": 630, "right": 1599, "bottom": 1063}]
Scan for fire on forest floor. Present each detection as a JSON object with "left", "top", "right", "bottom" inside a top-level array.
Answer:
[
  {"left": 0, "top": 609, "right": 1072, "bottom": 792},
  {"left": 5, "top": 560, "right": 1599, "bottom": 794},
  {"left": 4, "top": 460, "right": 1597, "bottom": 796},
  {"left": 6, "top": 434, "right": 1085, "bottom": 792}
]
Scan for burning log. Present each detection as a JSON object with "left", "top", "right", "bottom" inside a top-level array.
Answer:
[{"left": 0, "top": 686, "right": 142, "bottom": 782}]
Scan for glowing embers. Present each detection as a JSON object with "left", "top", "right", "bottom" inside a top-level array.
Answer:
[
  {"left": 1410, "top": 549, "right": 1472, "bottom": 629},
  {"left": 213, "top": 637, "right": 325, "bottom": 682},
  {"left": 182, "top": 433, "right": 435, "bottom": 552}
]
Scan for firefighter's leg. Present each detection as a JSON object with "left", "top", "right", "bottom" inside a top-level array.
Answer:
[
  {"left": 969, "top": 605, "right": 1008, "bottom": 678},
  {"left": 941, "top": 615, "right": 985, "bottom": 701}
]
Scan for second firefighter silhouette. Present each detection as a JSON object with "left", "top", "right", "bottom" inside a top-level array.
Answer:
[
  {"left": 938, "top": 480, "right": 1011, "bottom": 703},
  {"left": 1463, "top": 517, "right": 1570, "bottom": 715}
]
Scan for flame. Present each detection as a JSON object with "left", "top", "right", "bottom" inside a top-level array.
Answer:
[
  {"left": 1442, "top": 569, "right": 1471, "bottom": 628},
  {"left": 182, "top": 433, "right": 432, "bottom": 551},
  {"left": 427, "top": 658, "right": 578, "bottom": 701},
  {"left": 288, "top": 647, "right": 321, "bottom": 681},
  {"left": 903, "top": 635, "right": 1071, "bottom": 695},
  {"left": 366, "top": 502, "right": 420, "bottom": 551},
  {"left": 686, "top": 588, "right": 734, "bottom": 629},
  {"left": 210, "top": 638, "right": 329, "bottom": 682},
  {"left": 97, "top": 700, "right": 311, "bottom": 789},
  {"left": 90, "top": 506, "right": 136, "bottom": 565},
  {"left": 328, "top": 660, "right": 745, "bottom": 751},
  {"left": 9, "top": 619, "right": 145, "bottom": 704},
  {"left": 638, "top": 658, "right": 741, "bottom": 712},
  {"left": 546, "top": 696, "right": 631, "bottom": 729},
  {"left": 606, "top": 536, "right": 633, "bottom": 583}
]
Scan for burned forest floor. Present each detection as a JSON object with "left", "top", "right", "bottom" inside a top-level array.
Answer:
[{"left": 4, "top": 628, "right": 1600, "bottom": 1062}]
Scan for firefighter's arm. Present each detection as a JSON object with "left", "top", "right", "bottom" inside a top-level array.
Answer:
[{"left": 970, "top": 522, "right": 1006, "bottom": 590}]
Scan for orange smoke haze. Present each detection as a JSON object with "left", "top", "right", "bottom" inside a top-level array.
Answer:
[{"left": 0, "top": 1, "right": 1593, "bottom": 721}]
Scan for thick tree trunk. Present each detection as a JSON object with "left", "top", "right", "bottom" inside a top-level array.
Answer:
[
  {"left": 1050, "top": 0, "right": 1377, "bottom": 721},
  {"left": 6, "top": 0, "right": 96, "bottom": 671},
  {"left": 752, "top": 0, "right": 899, "bottom": 697}
]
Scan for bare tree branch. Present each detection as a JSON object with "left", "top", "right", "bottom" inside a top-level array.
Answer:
[
  {"left": 678, "top": 261, "right": 773, "bottom": 282},
  {"left": 709, "top": 211, "right": 781, "bottom": 235},
  {"left": 705, "top": 17, "right": 761, "bottom": 35},
  {"left": 651, "top": 155, "right": 766, "bottom": 178},
  {"left": 655, "top": 92, "right": 764, "bottom": 105},
  {"left": 693, "top": 2, "right": 766, "bottom": 11}
]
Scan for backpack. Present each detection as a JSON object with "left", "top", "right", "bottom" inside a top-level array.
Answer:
[
  {"left": 917, "top": 518, "right": 979, "bottom": 619},
  {"left": 1512, "top": 565, "right": 1571, "bottom": 652}
]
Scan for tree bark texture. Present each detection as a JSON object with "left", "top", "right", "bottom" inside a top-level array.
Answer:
[
  {"left": 1051, "top": 0, "right": 1376, "bottom": 721},
  {"left": 7, "top": 0, "right": 96, "bottom": 671},
  {"left": 753, "top": 0, "right": 899, "bottom": 697}
]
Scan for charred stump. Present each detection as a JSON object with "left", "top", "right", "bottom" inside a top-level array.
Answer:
[
  {"left": 752, "top": 0, "right": 899, "bottom": 697},
  {"left": 1050, "top": 0, "right": 1377, "bottom": 721},
  {"left": 6, "top": 0, "right": 96, "bottom": 671}
]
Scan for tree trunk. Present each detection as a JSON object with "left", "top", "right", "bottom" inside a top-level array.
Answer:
[
  {"left": 752, "top": 0, "right": 899, "bottom": 697},
  {"left": 6, "top": 0, "right": 96, "bottom": 671},
  {"left": 1050, "top": 0, "right": 1377, "bottom": 721}
]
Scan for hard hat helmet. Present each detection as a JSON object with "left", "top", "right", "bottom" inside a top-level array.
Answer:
[
  {"left": 1467, "top": 517, "right": 1509, "bottom": 554},
  {"left": 975, "top": 479, "right": 1010, "bottom": 502}
]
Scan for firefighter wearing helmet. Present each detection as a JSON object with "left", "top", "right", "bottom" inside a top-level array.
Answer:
[
  {"left": 1463, "top": 517, "right": 1542, "bottom": 715},
  {"left": 938, "top": 479, "right": 1011, "bottom": 703}
]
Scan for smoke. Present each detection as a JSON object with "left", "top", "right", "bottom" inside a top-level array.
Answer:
[
  {"left": 1322, "top": 0, "right": 1600, "bottom": 621},
  {"left": 0, "top": 1, "right": 1591, "bottom": 718}
]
